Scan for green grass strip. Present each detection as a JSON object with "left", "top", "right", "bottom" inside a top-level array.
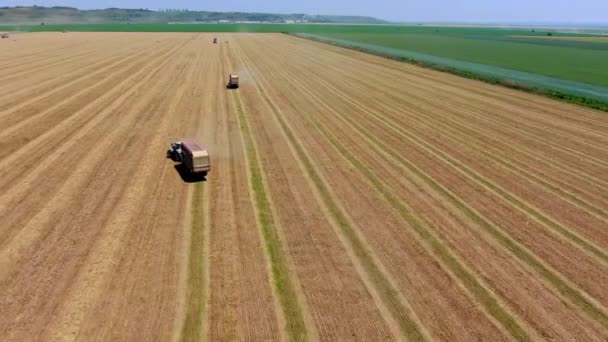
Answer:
[
  {"left": 316, "top": 102, "right": 608, "bottom": 332},
  {"left": 232, "top": 92, "right": 308, "bottom": 342},
  {"left": 255, "top": 88, "right": 428, "bottom": 341},
  {"left": 180, "top": 184, "right": 207, "bottom": 342},
  {"left": 307, "top": 115, "right": 531, "bottom": 341}
]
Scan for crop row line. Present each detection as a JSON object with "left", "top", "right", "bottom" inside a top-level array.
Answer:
[
  {"left": 273, "top": 39, "right": 608, "bottom": 264},
  {"left": 237, "top": 38, "right": 438, "bottom": 341},
  {"left": 256, "top": 44, "right": 530, "bottom": 339},
  {"left": 286, "top": 59, "right": 608, "bottom": 329},
  {"left": 231, "top": 89, "right": 308, "bottom": 341}
]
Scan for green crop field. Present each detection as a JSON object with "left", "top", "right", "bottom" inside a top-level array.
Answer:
[{"left": 314, "top": 29, "right": 608, "bottom": 87}]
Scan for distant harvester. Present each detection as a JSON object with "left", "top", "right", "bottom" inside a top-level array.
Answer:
[{"left": 227, "top": 74, "right": 239, "bottom": 89}]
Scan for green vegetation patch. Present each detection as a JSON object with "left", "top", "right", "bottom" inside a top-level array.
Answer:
[
  {"left": 314, "top": 32, "right": 608, "bottom": 87},
  {"left": 232, "top": 92, "right": 308, "bottom": 341}
]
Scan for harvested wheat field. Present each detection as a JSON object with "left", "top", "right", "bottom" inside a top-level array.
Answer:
[{"left": 1, "top": 32, "right": 607, "bottom": 341}]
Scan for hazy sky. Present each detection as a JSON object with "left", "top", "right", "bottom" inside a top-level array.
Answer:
[{"left": 3, "top": 0, "right": 608, "bottom": 23}]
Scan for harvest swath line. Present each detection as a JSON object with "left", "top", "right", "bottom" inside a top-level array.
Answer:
[
  {"left": 2, "top": 36, "right": 198, "bottom": 341},
  {"left": 70, "top": 37, "right": 206, "bottom": 340},
  {"left": 235, "top": 43, "right": 399, "bottom": 340},
  {"left": 251, "top": 34, "right": 608, "bottom": 335},
  {"left": 282, "top": 36, "right": 608, "bottom": 198},
  {"left": 393, "top": 103, "right": 608, "bottom": 248},
  {"left": 259, "top": 48, "right": 529, "bottom": 340},
  {"left": 235, "top": 39, "right": 433, "bottom": 341},
  {"left": 231, "top": 90, "right": 309, "bottom": 341},
  {"left": 3, "top": 32, "right": 608, "bottom": 341},
  {"left": 305, "top": 75, "right": 608, "bottom": 305},
  {"left": 0, "top": 40, "right": 156, "bottom": 114},
  {"left": 0, "top": 42, "right": 170, "bottom": 144},
  {"left": 0, "top": 36, "right": 187, "bottom": 185},
  {"left": 177, "top": 37, "right": 213, "bottom": 342},
  {"left": 292, "top": 71, "right": 608, "bottom": 329},
  {"left": 0, "top": 48, "right": 99, "bottom": 83},
  {"left": 287, "top": 35, "right": 608, "bottom": 171},
  {"left": 0, "top": 37, "right": 189, "bottom": 260},
  {"left": 274, "top": 37, "right": 608, "bottom": 257},
  {"left": 180, "top": 183, "right": 209, "bottom": 342}
]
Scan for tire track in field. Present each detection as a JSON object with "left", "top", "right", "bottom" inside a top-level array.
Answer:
[
  {"left": 278, "top": 56, "right": 608, "bottom": 331},
  {"left": 0, "top": 38, "right": 189, "bottom": 267},
  {"left": 234, "top": 38, "right": 428, "bottom": 342},
  {"left": 259, "top": 37, "right": 608, "bottom": 338}
]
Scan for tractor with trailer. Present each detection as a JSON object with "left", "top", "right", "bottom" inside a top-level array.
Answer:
[
  {"left": 227, "top": 74, "right": 239, "bottom": 89},
  {"left": 167, "top": 140, "right": 210, "bottom": 176}
]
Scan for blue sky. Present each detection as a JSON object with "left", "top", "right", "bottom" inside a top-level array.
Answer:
[{"left": 3, "top": 0, "right": 608, "bottom": 23}]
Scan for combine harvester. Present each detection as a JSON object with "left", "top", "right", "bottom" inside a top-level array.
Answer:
[
  {"left": 227, "top": 74, "right": 239, "bottom": 89},
  {"left": 167, "top": 140, "right": 211, "bottom": 177},
  {"left": 1, "top": 33, "right": 9, "bottom": 39}
]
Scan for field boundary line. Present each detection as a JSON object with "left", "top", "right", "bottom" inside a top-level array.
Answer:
[
  {"left": 235, "top": 42, "right": 431, "bottom": 342},
  {"left": 293, "top": 70, "right": 608, "bottom": 328},
  {"left": 231, "top": 90, "right": 309, "bottom": 341}
]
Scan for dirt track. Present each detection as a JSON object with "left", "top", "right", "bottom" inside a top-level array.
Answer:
[{"left": 1, "top": 32, "right": 607, "bottom": 341}]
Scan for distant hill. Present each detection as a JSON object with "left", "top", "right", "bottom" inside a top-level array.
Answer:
[{"left": 0, "top": 6, "right": 388, "bottom": 25}]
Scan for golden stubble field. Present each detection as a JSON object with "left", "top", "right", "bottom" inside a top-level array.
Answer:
[{"left": 1, "top": 32, "right": 607, "bottom": 341}]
